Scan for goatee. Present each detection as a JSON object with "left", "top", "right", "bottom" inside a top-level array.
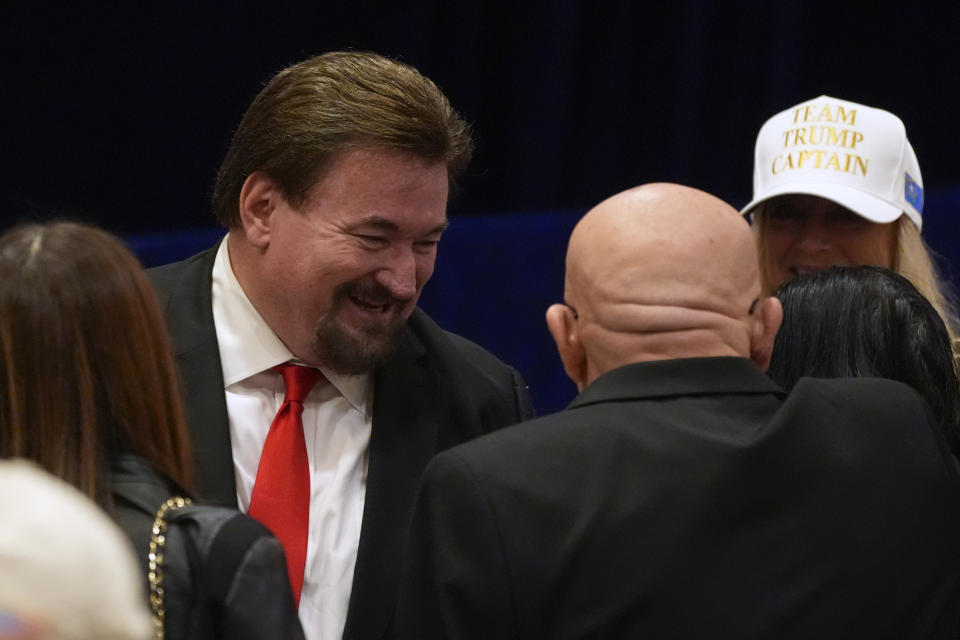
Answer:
[{"left": 311, "top": 280, "right": 408, "bottom": 375}]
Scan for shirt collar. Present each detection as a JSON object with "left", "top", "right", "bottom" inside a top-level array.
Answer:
[
  {"left": 568, "top": 356, "right": 785, "bottom": 411},
  {"left": 211, "top": 236, "right": 371, "bottom": 416}
]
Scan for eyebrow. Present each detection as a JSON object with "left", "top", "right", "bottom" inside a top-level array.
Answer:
[{"left": 353, "top": 216, "right": 449, "bottom": 236}]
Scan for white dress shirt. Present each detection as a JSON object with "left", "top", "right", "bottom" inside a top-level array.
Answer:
[{"left": 211, "top": 237, "right": 372, "bottom": 640}]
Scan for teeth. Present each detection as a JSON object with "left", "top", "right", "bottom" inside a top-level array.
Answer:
[{"left": 351, "top": 296, "right": 389, "bottom": 311}]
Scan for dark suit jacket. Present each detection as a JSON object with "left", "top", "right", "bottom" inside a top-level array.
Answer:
[
  {"left": 148, "top": 245, "right": 535, "bottom": 640},
  {"left": 393, "top": 357, "right": 960, "bottom": 639}
]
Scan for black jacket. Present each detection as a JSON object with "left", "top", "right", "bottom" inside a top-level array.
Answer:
[
  {"left": 394, "top": 357, "right": 960, "bottom": 639},
  {"left": 148, "top": 244, "right": 535, "bottom": 639},
  {"left": 111, "top": 455, "right": 305, "bottom": 640}
]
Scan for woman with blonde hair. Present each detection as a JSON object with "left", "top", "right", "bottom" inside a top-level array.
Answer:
[
  {"left": 0, "top": 221, "right": 304, "bottom": 640},
  {"left": 742, "top": 95, "right": 959, "bottom": 341}
]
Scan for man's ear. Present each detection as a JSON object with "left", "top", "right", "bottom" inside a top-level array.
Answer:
[
  {"left": 749, "top": 296, "right": 783, "bottom": 371},
  {"left": 238, "top": 172, "right": 281, "bottom": 249},
  {"left": 546, "top": 303, "right": 587, "bottom": 392}
]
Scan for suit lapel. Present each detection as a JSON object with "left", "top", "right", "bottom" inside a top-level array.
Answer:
[
  {"left": 152, "top": 247, "right": 237, "bottom": 507},
  {"left": 342, "top": 328, "right": 436, "bottom": 640}
]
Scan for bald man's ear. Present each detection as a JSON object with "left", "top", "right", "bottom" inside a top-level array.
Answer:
[
  {"left": 546, "top": 304, "right": 588, "bottom": 392},
  {"left": 749, "top": 296, "right": 783, "bottom": 371},
  {"left": 237, "top": 171, "right": 281, "bottom": 250}
]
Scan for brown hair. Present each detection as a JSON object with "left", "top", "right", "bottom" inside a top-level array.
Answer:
[
  {"left": 0, "top": 222, "right": 193, "bottom": 507},
  {"left": 212, "top": 51, "right": 474, "bottom": 227}
]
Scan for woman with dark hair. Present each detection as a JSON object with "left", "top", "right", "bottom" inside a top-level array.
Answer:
[
  {"left": 768, "top": 265, "right": 960, "bottom": 452},
  {"left": 0, "top": 222, "right": 304, "bottom": 640}
]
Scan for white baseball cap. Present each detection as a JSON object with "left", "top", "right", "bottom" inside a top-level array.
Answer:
[
  {"left": 741, "top": 95, "right": 924, "bottom": 230},
  {"left": 0, "top": 460, "right": 152, "bottom": 640}
]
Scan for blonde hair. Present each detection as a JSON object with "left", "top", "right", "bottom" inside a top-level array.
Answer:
[
  {"left": 753, "top": 207, "right": 960, "bottom": 352},
  {"left": 895, "top": 219, "right": 960, "bottom": 345}
]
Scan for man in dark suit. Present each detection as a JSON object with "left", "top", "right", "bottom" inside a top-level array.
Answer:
[
  {"left": 392, "top": 183, "right": 960, "bottom": 638},
  {"left": 149, "top": 51, "right": 533, "bottom": 640}
]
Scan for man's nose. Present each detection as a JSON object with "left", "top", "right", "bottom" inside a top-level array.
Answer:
[{"left": 374, "top": 247, "right": 418, "bottom": 301}]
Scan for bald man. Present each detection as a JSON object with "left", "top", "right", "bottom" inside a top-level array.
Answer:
[{"left": 391, "top": 184, "right": 960, "bottom": 638}]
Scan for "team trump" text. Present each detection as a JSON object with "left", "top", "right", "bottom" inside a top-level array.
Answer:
[{"left": 770, "top": 102, "right": 869, "bottom": 177}]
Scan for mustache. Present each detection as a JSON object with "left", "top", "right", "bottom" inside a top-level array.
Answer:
[{"left": 336, "top": 280, "right": 401, "bottom": 306}]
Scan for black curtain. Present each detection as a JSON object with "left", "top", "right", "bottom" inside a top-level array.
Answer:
[{"left": 3, "top": 1, "right": 958, "bottom": 232}]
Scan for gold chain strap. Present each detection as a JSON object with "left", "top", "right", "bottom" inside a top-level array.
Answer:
[{"left": 148, "top": 496, "right": 192, "bottom": 640}]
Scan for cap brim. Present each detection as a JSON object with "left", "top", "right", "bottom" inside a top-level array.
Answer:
[{"left": 740, "top": 180, "right": 904, "bottom": 224}]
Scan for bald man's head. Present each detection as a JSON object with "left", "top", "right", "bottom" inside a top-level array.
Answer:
[{"left": 547, "top": 183, "right": 782, "bottom": 390}]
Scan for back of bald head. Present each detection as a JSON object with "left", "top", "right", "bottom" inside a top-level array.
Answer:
[
  {"left": 568, "top": 183, "right": 761, "bottom": 317},
  {"left": 548, "top": 183, "right": 781, "bottom": 390}
]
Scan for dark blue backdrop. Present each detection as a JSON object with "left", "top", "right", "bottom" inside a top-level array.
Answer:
[
  {"left": 128, "top": 187, "right": 960, "bottom": 415},
  {"left": 5, "top": 2, "right": 960, "bottom": 414}
]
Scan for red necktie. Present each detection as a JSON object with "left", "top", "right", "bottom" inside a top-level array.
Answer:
[{"left": 248, "top": 363, "right": 323, "bottom": 606}]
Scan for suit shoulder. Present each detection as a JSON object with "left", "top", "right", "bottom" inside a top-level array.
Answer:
[
  {"left": 783, "top": 376, "right": 938, "bottom": 435},
  {"left": 407, "top": 308, "right": 520, "bottom": 379},
  {"left": 404, "top": 307, "right": 535, "bottom": 423},
  {"left": 147, "top": 246, "right": 218, "bottom": 301},
  {"left": 791, "top": 375, "right": 929, "bottom": 414},
  {"left": 783, "top": 376, "right": 956, "bottom": 467},
  {"left": 433, "top": 410, "right": 575, "bottom": 477}
]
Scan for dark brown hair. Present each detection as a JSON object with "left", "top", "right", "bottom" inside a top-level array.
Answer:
[
  {"left": 212, "top": 51, "right": 474, "bottom": 227},
  {"left": 0, "top": 222, "right": 193, "bottom": 507}
]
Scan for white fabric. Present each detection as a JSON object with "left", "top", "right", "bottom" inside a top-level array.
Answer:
[
  {"left": 0, "top": 460, "right": 152, "bottom": 640},
  {"left": 212, "top": 237, "right": 372, "bottom": 640},
  {"left": 742, "top": 95, "right": 924, "bottom": 229}
]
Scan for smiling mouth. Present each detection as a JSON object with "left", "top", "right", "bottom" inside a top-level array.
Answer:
[
  {"left": 349, "top": 294, "right": 394, "bottom": 314},
  {"left": 337, "top": 279, "right": 409, "bottom": 318},
  {"left": 790, "top": 265, "right": 833, "bottom": 277}
]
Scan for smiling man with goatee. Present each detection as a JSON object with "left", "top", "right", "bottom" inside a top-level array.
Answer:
[{"left": 149, "top": 51, "right": 534, "bottom": 640}]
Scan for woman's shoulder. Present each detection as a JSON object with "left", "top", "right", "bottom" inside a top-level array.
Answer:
[
  {"left": 163, "top": 505, "right": 304, "bottom": 639},
  {"left": 168, "top": 503, "right": 273, "bottom": 556},
  {"left": 110, "top": 453, "right": 180, "bottom": 514}
]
